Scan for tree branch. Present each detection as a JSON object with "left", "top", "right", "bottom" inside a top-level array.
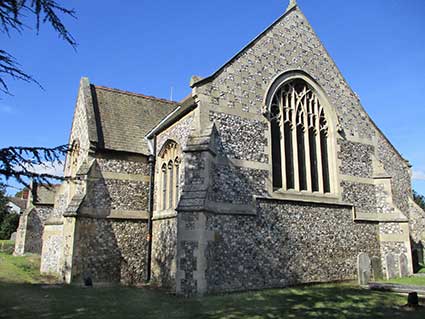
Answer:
[{"left": 0, "top": 144, "right": 70, "bottom": 189}]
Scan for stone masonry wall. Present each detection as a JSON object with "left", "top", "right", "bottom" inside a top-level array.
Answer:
[
  {"left": 72, "top": 217, "right": 148, "bottom": 285},
  {"left": 40, "top": 224, "right": 64, "bottom": 275},
  {"left": 154, "top": 111, "right": 194, "bottom": 212},
  {"left": 209, "top": 111, "right": 268, "bottom": 163},
  {"left": 209, "top": 162, "right": 268, "bottom": 205},
  {"left": 376, "top": 136, "right": 411, "bottom": 214},
  {"left": 81, "top": 157, "right": 149, "bottom": 215},
  {"left": 69, "top": 155, "right": 150, "bottom": 285},
  {"left": 205, "top": 200, "right": 380, "bottom": 293},
  {"left": 65, "top": 85, "right": 91, "bottom": 177},
  {"left": 14, "top": 205, "right": 54, "bottom": 255},
  {"left": 151, "top": 217, "right": 177, "bottom": 289},
  {"left": 338, "top": 140, "right": 374, "bottom": 178},
  {"left": 194, "top": 6, "right": 412, "bottom": 218},
  {"left": 196, "top": 7, "right": 375, "bottom": 142}
]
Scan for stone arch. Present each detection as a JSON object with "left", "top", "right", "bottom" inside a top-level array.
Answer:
[
  {"left": 263, "top": 70, "right": 340, "bottom": 195},
  {"left": 157, "top": 139, "right": 182, "bottom": 210}
]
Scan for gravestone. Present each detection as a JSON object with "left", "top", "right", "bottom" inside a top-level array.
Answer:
[
  {"left": 399, "top": 253, "right": 409, "bottom": 277},
  {"left": 357, "top": 253, "right": 371, "bottom": 285},
  {"left": 9, "top": 232, "right": 16, "bottom": 241},
  {"left": 371, "top": 256, "right": 383, "bottom": 280},
  {"left": 386, "top": 253, "right": 398, "bottom": 279}
]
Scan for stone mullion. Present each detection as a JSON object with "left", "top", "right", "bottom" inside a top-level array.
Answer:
[
  {"left": 314, "top": 98, "right": 324, "bottom": 194},
  {"left": 280, "top": 90, "right": 287, "bottom": 191},
  {"left": 174, "top": 162, "right": 180, "bottom": 207},
  {"left": 291, "top": 89, "right": 300, "bottom": 192},
  {"left": 304, "top": 96, "right": 312, "bottom": 192}
]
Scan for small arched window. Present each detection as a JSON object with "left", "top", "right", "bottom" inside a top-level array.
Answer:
[
  {"left": 68, "top": 140, "right": 80, "bottom": 176},
  {"left": 157, "top": 140, "right": 182, "bottom": 210},
  {"left": 269, "top": 78, "right": 332, "bottom": 194}
]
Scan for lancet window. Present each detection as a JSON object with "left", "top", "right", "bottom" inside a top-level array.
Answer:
[
  {"left": 270, "top": 79, "right": 331, "bottom": 194},
  {"left": 158, "top": 140, "right": 181, "bottom": 210}
]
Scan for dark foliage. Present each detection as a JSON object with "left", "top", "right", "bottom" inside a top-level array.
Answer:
[
  {"left": 0, "top": 184, "right": 7, "bottom": 225},
  {"left": 0, "top": 212, "right": 19, "bottom": 239},
  {"left": 413, "top": 190, "right": 425, "bottom": 211},
  {"left": 0, "top": 0, "right": 76, "bottom": 94},
  {"left": 0, "top": 145, "right": 69, "bottom": 189}
]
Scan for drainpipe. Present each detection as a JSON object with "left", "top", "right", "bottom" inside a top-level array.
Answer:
[{"left": 146, "top": 154, "right": 155, "bottom": 282}]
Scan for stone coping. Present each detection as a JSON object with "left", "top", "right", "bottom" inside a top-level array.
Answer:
[{"left": 354, "top": 211, "right": 409, "bottom": 222}]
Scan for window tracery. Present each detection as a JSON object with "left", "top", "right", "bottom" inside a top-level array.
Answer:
[
  {"left": 157, "top": 140, "right": 181, "bottom": 210},
  {"left": 270, "top": 79, "right": 332, "bottom": 194}
]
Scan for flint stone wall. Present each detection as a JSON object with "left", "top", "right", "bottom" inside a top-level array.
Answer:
[
  {"left": 376, "top": 136, "right": 411, "bottom": 214},
  {"left": 196, "top": 8, "right": 375, "bottom": 143},
  {"left": 208, "top": 111, "right": 268, "bottom": 163},
  {"left": 204, "top": 200, "right": 380, "bottom": 293},
  {"left": 209, "top": 163, "right": 268, "bottom": 204},
  {"left": 341, "top": 181, "right": 376, "bottom": 213},
  {"left": 151, "top": 217, "right": 177, "bottom": 289},
  {"left": 380, "top": 241, "right": 408, "bottom": 277},
  {"left": 409, "top": 200, "right": 425, "bottom": 244},
  {"left": 338, "top": 140, "right": 373, "bottom": 178},
  {"left": 66, "top": 86, "right": 90, "bottom": 177},
  {"left": 14, "top": 205, "right": 54, "bottom": 255},
  {"left": 40, "top": 224, "right": 64, "bottom": 275},
  {"left": 154, "top": 112, "right": 194, "bottom": 212},
  {"left": 82, "top": 158, "right": 149, "bottom": 214},
  {"left": 72, "top": 217, "right": 148, "bottom": 285}
]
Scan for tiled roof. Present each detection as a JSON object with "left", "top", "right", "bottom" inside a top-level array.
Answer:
[
  {"left": 33, "top": 184, "right": 59, "bottom": 205},
  {"left": 8, "top": 197, "right": 27, "bottom": 210},
  {"left": 90, "top": 85, "right": 178, "bottom": 155}
]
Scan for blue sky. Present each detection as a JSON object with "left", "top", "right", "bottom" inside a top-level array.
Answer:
[{"left": 0, "top": 0, "right": 424, "bottom": 195}]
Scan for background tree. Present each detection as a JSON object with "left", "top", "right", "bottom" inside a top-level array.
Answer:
[
  {"left": 0, "top": 184, "right": 8, "bottom": 227},
  {"left": 0, "top": 1, "right": 76, "bottom": 190},
  {"left": 413, "top": 190, "right": 425, "bottom": 211}
]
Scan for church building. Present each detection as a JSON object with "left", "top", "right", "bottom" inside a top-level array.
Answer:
[{"left": 37, "top": 1, "right": 425, "bottom": 296}]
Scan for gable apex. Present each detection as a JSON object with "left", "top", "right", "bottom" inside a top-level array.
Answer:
[{"left": 190, "top": 4, "right": 299, "bottom": 88}]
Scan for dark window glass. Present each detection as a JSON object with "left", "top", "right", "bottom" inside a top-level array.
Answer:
[
  {"left": 320, "top": 130, "right": 330, "bottom": 193},
  {"left": 309, "top": 128, "right": 318, "bottom": 192},
  {"left": 284, "top": 122, "right": 294, "bottom": 189},
  {"left": 297, "top": 124, "right": 307, "bottom": 191}
]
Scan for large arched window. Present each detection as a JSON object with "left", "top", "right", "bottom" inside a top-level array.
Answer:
[
  {"left": 269, "top": 78, "right": 333, "bottom": 194},
  {"left": 157, "top": 140, "right": 182, "bottom": 210}
]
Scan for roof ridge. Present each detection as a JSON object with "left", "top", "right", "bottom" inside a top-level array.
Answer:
[{"left": 94, "top": 85, "right": 178, "bottom": 105}]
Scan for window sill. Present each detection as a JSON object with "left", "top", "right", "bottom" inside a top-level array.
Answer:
[
  {"left": 152, "top": 208, "right": 177, "bottom": 220},
  {"left": 258, "top": 189, "right": 349, "bottom": 207}
]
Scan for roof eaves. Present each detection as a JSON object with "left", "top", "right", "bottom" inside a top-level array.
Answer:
[{"left": 145, "top": 101, "right": 197, "bottom": 140}]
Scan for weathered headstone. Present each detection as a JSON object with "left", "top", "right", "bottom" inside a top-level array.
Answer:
[
  {"left": 357, "top": 252, "right": 371, "bottom": 285},
  {"left": 386, "top": 253, "right": 398, "bottom": 279},
  {"left": 9, "top": 232, "right": 16, "bottom": 241},
  {"left": 399, "top": 253, "right": 409, "bottom": 277},
  {"left": 371, "top": 256, "right": 383, "bottom": 280}
]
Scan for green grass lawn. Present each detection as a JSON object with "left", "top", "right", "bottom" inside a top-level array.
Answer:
[
  {"left": 0, "top": 240, "right": 15, "bottom": 254},
  {"left": 1, "top": 253, "right": 425, "bottom": 319},
  {"left": 0, "top": 252, "right": 42, "bottom": 284},
  {"left": 380, "top": 275, "right": 425, "bottom": 286}
]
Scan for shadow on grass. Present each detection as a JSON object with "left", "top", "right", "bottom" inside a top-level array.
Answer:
[{"left": 1, "top": 282, "right": 425, "bottom": 319}]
